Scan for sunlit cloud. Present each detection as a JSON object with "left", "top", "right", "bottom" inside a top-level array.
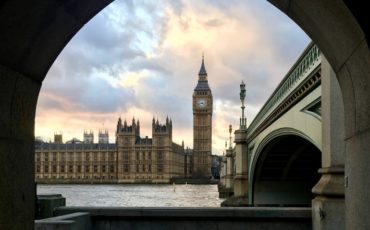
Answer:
[{"left": 35, "top": 0, "right": 310, "bottom": 154}]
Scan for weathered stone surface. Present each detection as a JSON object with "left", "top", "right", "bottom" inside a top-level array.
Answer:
[
  {"left": 54, "top": 207, "right": 312, "bottom": 230},
  {"left": 345, "top": 130, "right": 370, "bottom": 230},
  {"left": 221, "top": 196, "right": 249, "bottom": 207},
  {"left": 312, "top": 169, "right": 344, "bottom": 197},
  {"left": 280, "top": 0, "right": 365, "bottom": 72},
  {"left": 0, "top": 0, "right": 113, "bottom": 79},
  {"left": 0, "top": 139, "right": 35, "bottom": 229},
  {"left": 35, "top": 212, "right": 91, "bottom": 230},
  {"left": 36, "top": 194, "right": 66, "bottom": 219},
  {"left": 312, "top": 197, "right": 344, "bottom": 230}
]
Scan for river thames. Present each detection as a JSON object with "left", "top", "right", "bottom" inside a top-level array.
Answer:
[{"left": 37, "top": 184, "right": 223, "bottom": 207}]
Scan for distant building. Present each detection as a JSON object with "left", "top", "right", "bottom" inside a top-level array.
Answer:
[
  {"left": 98, "top": 130, "right": 109, "bottom": 144},
  {"left": 193, "top": 56, "right": 213, "bottom": 178},
  {"left": 35, "top": 118, "right": 187, "bottom": 184},
  {"left": 116, "top": 117, "right": 186, "bottom": 183},
  {"left": 184, "top": 147, "right": 193, "bottom": 178},
  {"left": 35, "top": 140, "right": 117, "bottom": 182},
  {"left": 83, "top": 131, "right": 94, "bottom": 144},
  {"left": 35, "top": 57, "right": 216, "bottom": 183},
  {"left": 54, "top": 133, "right": 63, "bottom": 144}
]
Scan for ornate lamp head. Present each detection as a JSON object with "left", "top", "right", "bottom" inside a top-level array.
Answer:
[
  {"left": 239, "top": 81, "right": 247, "bottom": 130},
  {"left": 240, "top": 81, "right": 246, "bottom": 102}
]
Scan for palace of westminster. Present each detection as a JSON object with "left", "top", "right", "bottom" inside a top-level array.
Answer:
[{"left": 35, "top": 58, "right": 215, "bottom": 183}]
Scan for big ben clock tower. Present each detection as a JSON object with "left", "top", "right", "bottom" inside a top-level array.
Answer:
[{"left": 192, "top": 56, "right": 212, "bottom": 178}]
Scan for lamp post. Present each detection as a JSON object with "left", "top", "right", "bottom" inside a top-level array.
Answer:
[
  {"left": 233, "top": 80, "right": 248, "bottom": 203},
  {"left": 240, "top": 81, "right": 247, "bottom": 130},
  {"left": 229, "top": 124, "right": 232, "bottom": 149}
]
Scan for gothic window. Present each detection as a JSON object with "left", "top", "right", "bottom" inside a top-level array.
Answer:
[
  {"left": 86, "top": 165, "right": 90, "bottom": 173},
  {"left": 124, "top": 164, "right": 129, "bottom": 173},
  {"left": 36, "top": 165, "right": 40, "bottom": 173},
  {"left": 68, "top": 152, "right": 73, "bottom": 161},
  {"left": 136, "top": 164, "right": 139, "bottom": 172},
  {"left": 77, "top": 165, "right": 81, "bottom": 173},
  {"left": 44, "top": 165, "right": 49, "bottom": 173},
  {"left": 44, "top": 153, "right": 49, "bottom": 162},
  {"left": 52, "top": 152, "right": 57, "bottom": 161},
  {"left": 157, "top": 164, "right": 163, "bottom": 173},
  {"left": 69, "top": 165, "right": 73, "bottom": 173},
  {"left": 52, "top": 165, "right": 57, "bottom": 173},
  {"left": 94, "top": 165, "right": 98, "bottom": 173},
  {"left": 157, "top": 152, "right": 163, "bottom": 160},
  {"left": 110, "top": 165, "right": 114, "bottom": 173}
]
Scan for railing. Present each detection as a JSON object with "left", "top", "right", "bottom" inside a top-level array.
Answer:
[{"left": 247, "top": 42, "right": 321, "bottom": 138}]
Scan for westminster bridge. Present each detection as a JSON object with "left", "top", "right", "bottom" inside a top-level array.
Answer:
[{"left": 247, "top": 43, "right": 324, "bottom": 206}]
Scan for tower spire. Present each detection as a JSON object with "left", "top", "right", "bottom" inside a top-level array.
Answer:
[{"left": 198, "top": 53, "right": 207, "bottom": 76}]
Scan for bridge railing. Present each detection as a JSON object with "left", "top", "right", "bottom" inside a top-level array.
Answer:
[{"left": 247, "top": 42, "right": 321, "bottom": 138}]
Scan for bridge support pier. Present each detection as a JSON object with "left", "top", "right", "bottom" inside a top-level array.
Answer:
[
  {"left": 222, "top": 129, "right": 248, "bottom": 206},
  {"left": 220, "top": 149, "right": 234, "bottom": 205},
  {"left": 233, "top": 129, "right": 249, "bottom": 200},
  {"left": 312, "top": 56, "right": 345, "bottom": 230},
  {"left": 218, "top": 157, "right": 229, "bottom": 198},
  {"left": 225, "top": 149, "right": 234, "bottom": 196}
]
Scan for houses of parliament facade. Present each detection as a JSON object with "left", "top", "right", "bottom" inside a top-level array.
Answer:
[{"left": 35, "top": 58, "right": 213, "bottom": 183}]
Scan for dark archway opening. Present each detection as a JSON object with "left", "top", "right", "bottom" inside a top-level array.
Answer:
[{"left": 253, "top": 135, "right": 321, "bottom": 206}]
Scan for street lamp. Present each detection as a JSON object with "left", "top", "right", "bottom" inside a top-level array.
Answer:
[
  {"left": 240, "top": 81, "right": 247, "bottom": 129},
  {"left": 229, "top": 124, "right": 232, "bottom": 149}
]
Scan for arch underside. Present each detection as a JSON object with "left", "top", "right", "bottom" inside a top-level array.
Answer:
[{"left": 253, "top": 135, "right": 321, "bottom": 206}]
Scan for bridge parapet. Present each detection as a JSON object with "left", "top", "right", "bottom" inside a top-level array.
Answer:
[{"left": 247, "top": 43, "right": 321, "bottom": 140}]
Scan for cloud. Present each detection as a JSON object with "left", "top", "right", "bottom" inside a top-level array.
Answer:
[{"left": 36, "top": 0, "right": 310, "bottom": 154}]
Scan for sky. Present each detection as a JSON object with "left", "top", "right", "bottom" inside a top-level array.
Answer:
[{"left": 35, "top": 0, "right": 310, "bottom": 155}]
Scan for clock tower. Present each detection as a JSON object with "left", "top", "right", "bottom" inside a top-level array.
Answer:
[{"left": 192, "top": 56, "right": 213, "bottom": 178}]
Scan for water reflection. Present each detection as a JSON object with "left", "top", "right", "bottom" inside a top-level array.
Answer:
[{"left": 37, "top": 184, "right": 223, "bottom": 207}]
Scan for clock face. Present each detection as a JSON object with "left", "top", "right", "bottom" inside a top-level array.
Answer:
[{"left": 197, "top": 98, "right": 206, "bottom": 108}]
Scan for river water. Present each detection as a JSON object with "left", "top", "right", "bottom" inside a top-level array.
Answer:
[{"left": 37, "top": 184, "right": 223, "bottom": 207}]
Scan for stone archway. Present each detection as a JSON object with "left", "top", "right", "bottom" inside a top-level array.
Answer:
[
  {"left": 267, "top": 1, "right": 370, "bottom": 229},
  {"left": 0, "top": 2, "right": 114, "bottom": 229},
  {"left": 0, "top": 1, "right": 369, "bottom": 229}
]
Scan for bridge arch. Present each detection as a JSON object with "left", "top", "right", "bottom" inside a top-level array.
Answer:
[
  {"left": 251, "top": 130, "right": 321, "bottom": 206},
  {"left": 0, "top": 1, "right": 368, "bottom": 229}
]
